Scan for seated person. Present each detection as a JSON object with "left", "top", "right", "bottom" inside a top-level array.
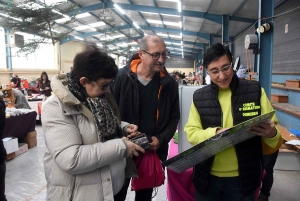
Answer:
[
  {"left": 10, "top": 74, "right": 21, "bottom": 89},
  {"left": 12, "top": 89, "right": 31, "bottom": 109}
]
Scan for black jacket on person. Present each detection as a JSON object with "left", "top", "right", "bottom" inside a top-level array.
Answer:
[
  {"left": 0, "top": 97, "right": 7, "bottom": 163},
  {"left": 112, "top": 54, "right": 180, "bottom": 161},
  {"left": 193, "top": 74, "right": 263, "bottom": 197},
  {"left": 11, "top": 77, "right": 21, "bottom": 88}
]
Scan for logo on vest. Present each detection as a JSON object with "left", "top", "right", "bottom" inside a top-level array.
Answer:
[{"left": 239, "top": 102, "right": 260, "bottom": 117}]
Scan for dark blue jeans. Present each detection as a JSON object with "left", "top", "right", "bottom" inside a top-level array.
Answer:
[
  {"left": 195, "top": 175, "right": 255, "bottom": 201},
  {"left": 260, "top": 150, "right": 279, "bottom": 197}
]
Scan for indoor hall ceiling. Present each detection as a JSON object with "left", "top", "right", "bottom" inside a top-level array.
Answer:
[{"left": 0, "top": 0, "right": 263, "bottom": 59}]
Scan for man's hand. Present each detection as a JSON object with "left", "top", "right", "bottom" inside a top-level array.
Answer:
[
  {"left": 216, "top": 128, "right": 229, "bottom": 135},
  {"left": 149, "top": 136, "right": 160, "bottom": 151},
  {"left": 248, "top": 121, "right": 277, "bottom": 138}
]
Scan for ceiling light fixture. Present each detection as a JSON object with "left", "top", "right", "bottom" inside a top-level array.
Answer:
[
  {"left": 0, "top": 13, "right": 22, "bottom": 21},
  {"left": 114, "top": 4, "right": 126, "bottom": 15},
  {"left": 55, "top": 17, "right": 70, "bottom": 23},
  {"left": 75, "top": 13, "right": 92, "bottom": 19},
  {"left": 178, "top": 1, "right": 182, "bottom": 12},
  {"left": 133, "top": 22, "right": 140, "bottom": 29},
  {"left": 74, "top": 36, "right": 84, "bottom": 41}
]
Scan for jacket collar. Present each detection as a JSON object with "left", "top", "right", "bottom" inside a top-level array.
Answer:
[
  {"left": 51, "top": 74, "right": 95, "bottom": 124},
  {"left": 51, "top": 74, "right": 81, "bottom": 106}
]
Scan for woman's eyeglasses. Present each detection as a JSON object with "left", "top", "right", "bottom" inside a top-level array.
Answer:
[
  {"left": 207, "top": 64, "right": 232, "bottom": 76},
  {"left": 95, "top": 80, "right": 114, "bottom": 90}
]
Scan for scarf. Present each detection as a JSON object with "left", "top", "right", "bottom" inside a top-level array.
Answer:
[{"left": 65, "top": 73, "right": 120, "bottom": 142}]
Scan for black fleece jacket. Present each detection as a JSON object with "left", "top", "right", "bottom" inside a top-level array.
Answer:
[{"left": 112, "top": 54, "right": 180, "bottom": 161}]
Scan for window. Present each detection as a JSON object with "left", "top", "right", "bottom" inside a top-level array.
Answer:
[
  {"left": 11, "top": 32, "right": 56, "bottom": 69},
  {"left": 0, "top": 27, "right": 6, "bottom": 69}
]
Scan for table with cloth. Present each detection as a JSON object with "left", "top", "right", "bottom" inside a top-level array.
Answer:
[
  {"left": 166, "top": 138, "right": 195, "bottom": 201},
  {"left": 27, "top": 100, "right": 43, "bottom": 120},
  {"left": 2, "top": 111, "right": 37, "bottom": 139}
]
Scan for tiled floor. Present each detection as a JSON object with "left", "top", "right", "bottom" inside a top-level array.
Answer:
[{"left": 5, "top": 124, "right": 300, "bottom": 201}]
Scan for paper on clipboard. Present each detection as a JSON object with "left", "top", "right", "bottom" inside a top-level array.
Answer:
[{"left": 163, "top": 111, "right": 275, "bottom": 173}]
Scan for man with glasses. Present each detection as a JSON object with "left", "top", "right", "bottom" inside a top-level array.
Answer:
[
  {"left": 184, "top": 43, "right": 282, "bottom": 201},
  {"left": 112, "top": 35, "right": 180, "bottom": 201}
]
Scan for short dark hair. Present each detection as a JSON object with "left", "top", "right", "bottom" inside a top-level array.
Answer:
[
  {"left": 71, "top": 45, "right": 118, "bottom": 82},
  {"left": 203, "top": 43, "right": 232, "bottom": 69},
  {"left": 40, "top": 71, "right": 49, "bottom": 82}
]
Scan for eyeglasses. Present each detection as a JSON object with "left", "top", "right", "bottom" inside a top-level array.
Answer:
[
  {"left": 141, "top": 50, "right": 170, "bottom": 60},
  {"left": 207, "top": 64, "right": 232, "bottom": 76},
  {"left": 95, "top": 80, "right": 114, "bottom": 90}
]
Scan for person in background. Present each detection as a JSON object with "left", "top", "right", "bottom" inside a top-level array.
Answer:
[
  {"left": 10, "top": 74, "right": 21, "bottom": 89},
  {"left": 21, "top": 78, "right": 29, "bottom": 89},
  {"left": 12, "top": 89, "right": 31, "bottom": 109},
  {"left": 112, "top": 35, "right": 180, "bottom": 201},
  {"left": 36, "top": 71, "right": 51, "bottom": 97},
  {"left": 184, "top": 43, "right": 282, "bottom": 201},
  {"left": 193, "top": 71, "right": 200, "bottom": 86},
  {"left": 175, "top": 73, "right": 187, "bottom": 85},
  {"left": 0, "top": 97, "right": 7, "bottom": 201},
  {"left": 42, "top": 45, "right": 144, "bottom": 201}
]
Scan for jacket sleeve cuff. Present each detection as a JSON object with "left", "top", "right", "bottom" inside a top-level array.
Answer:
[
  {"left": 262, "top": 128, "right": 280, "bottom": 148},
  {"left": 121, "top": 121, "right": 130, "bottom": 136},
  {"left": 121, "top": 138, "right": 128, "bottom": 158}
]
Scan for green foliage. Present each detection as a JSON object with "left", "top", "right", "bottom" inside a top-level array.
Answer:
[{"left": 0, "top": 0, "right": 77, "bottom": 56}]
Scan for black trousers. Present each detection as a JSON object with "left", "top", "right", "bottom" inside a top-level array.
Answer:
[
  {"left": 260, "top": 150, "right": 279, "bottom": 197},
  {"left": 114, "top": 178, "right": 153, "bottom": 201},
  {"left": 0, "top": 161, "right": 7, "bottom": 201}
]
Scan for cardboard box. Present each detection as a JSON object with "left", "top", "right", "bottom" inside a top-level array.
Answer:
[
  {"left": 271, "top": 94, "right": 288, "bottom": 103},
  {"left": 24, "top": 130, "right": 37, "bottom": 149},
  {"left": 15, "top": 143, "right": 28, "bottom": 157},
  {"left": 6, "top": 152, "right": 15, "bottom": 161},
  {"left": 286, "top": 80, "right": 300, "bottom": 88},
  {"left": 2, "top": 137, "right": 18, "bottom": 154}
]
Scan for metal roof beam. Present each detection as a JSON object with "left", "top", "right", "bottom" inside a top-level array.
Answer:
[
  {"left": 103, "top": 36, "right": 205, "bottom": 49},
  {"left": 70, "top": 2, "right": 256, "bottom": 24},
  {"left": 232, "top": 0, "right": 248, "bottom": 16},
  {"left": 75, "top": 24, "right": 216, "bottom": 41}
]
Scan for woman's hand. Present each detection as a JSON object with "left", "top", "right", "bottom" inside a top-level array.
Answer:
[
  {"left": 123, "top": 137, "right": 145, "bottom": 158},
  {"left": 125, "top": 124, "right": 141, "bottom": 138},
  {"left": 45, "top": 87, "right": 50, "bottom": 90},
  {"left": 248, "top": 121, "right": 277, "bottom": 138}
]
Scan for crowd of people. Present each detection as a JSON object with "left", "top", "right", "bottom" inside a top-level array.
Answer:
[
  {"left": 1, "top": 35, "right": 281, "bottom": 201},
  {"left": 171, "top": 70, "right": 208, "bottom": 86}
]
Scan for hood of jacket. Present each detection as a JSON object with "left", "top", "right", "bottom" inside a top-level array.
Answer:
[{"left": 50, "top": 74, "right": 81, "bottom": 106}]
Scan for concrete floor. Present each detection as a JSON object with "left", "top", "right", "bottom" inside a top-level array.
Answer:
[{"left": 5, "top": 124, "right": 300, "bottom": 201}]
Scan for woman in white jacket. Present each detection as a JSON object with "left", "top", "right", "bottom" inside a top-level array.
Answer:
[{"left": 42, "top": 45, "right": 144, "bottom": 201}]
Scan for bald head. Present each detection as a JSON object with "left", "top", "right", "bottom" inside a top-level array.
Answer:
[{"left": 140, "top": 35, "right": 166, "bottom": 51}]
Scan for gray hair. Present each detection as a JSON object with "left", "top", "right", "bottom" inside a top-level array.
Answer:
[{"left": 139, "top": 35, "right": 165, "bottom": 51}]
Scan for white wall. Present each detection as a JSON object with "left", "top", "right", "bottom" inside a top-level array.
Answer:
[{"left": 60, "top": 41, "right": 85, "bottom": 73}]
